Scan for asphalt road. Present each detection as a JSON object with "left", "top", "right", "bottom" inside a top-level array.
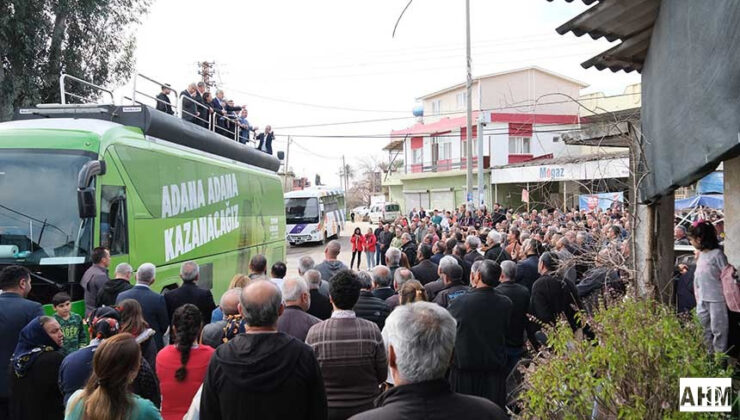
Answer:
[{"left": 285, "top": 220, "right": 375, "bottom": 278}]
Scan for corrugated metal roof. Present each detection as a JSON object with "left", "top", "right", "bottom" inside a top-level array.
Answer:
[{"left": 547, "top": 0, "right": 661, "bottom": 73}]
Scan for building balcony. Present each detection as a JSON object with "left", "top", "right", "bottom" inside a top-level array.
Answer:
[{"left": 409, "top": 156, "right": 490, "bottom": 173}]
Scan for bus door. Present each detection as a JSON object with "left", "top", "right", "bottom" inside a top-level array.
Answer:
[{"left": 97, "top": 152, "right": 130, "bottom": 271}]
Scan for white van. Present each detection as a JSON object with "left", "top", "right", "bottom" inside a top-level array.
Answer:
[{"left": 369, "top": 202, "right": 401, "bottom": 224}]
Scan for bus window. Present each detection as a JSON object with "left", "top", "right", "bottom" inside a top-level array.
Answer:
[
  {"left": 285, "top": 197, "right": 320, "bottom": 224},
  {"left": 100, "top": 186, "right": 128, "bottom": 255}
]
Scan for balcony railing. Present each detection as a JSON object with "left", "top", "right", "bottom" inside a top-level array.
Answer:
[{"left": 409, "top": 156, "right": 490, "bottom": 173}]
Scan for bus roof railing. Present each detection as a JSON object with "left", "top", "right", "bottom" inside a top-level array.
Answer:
[
  {"left": 132, "top": 73, "right": 178, "bottom": 113},
  {"left": 178, "top": 93, "right": 213, "bottom": 129},
  {"left": 60, "top": 74, "right": 115, "bottom": 105},
  {"left": 211, "top": 111, "right": 241, "bottom": 142}
]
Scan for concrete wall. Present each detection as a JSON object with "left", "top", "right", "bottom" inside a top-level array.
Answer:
[
  {"left": 421, "top": 81, "right": 481, "bottom": 123},
  {"left": 478, "top": 68, "right": 582, "bottom": 115}
]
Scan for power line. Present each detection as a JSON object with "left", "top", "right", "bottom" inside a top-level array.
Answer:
[
  {"left": 218, "top": 85, "right": 410, "bottom": 114},
  {"left": 272, "top": 91, "right": 641, "bottom": 130},
  {"left": 277, "top": 125, "right": 592, "bottom": 140}
]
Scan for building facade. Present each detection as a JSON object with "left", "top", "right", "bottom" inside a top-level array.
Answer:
[{"left": 382, "top": 66, "right": 588, "bottom": 213}]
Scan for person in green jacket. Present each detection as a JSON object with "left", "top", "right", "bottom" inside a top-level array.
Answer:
[{"left": 52, "top": 293, "right": 88, "bottom": 356}]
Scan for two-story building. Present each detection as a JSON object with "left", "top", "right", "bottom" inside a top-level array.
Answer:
[{"left": 382, "top": 66, "right": 593, "bottom": 213}]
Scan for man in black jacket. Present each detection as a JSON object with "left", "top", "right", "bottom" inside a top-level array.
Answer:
[
  {"left": 353, "top": 271, "right": 390, "bottom": 330},
  {"left": 256, "top": 125, "right": 275, "bottom": 154},
  {"left": 96, "top": 263, "right": 133, "bottom": 307},
  {"left": 515, "top": 239, "right": 544, "bottom": 291},
  {"left": 448, "top": 260, "right": 512, "bottom": 408},
  {"left": 495, "top": 260, "right": 530, "bottom": 375},
  {"left": 400, "top": 233, "right": 417, "bottom": 267},
  {"left": 433, "top": 262, "right": 470, "bottom": 309},
  {"left": 484, "top": 231, "right": 511, "bottom": 264},
  {"left": 155, "top": 84, "right": 173, "bottom": 115},
  {"left": 410, "top": 244, "right": 439, "bottom": 285},
  {"left": 180, "top": 83, "right": 199, "bottom": 123},
  {"left": 164, "top": 261, "right": 216, "bottom": 324},
  {"left": 527, "top": 252, "right": 584, "bottom": 350},
  {"left": 200, "top": 280, "right": 328, "bottom": 419},
  {"left": 371, "top": 265, "right": 395, "bottom": 301},
  {"left": 306, "top": 269, "right": 333, "bottom": 320},
  {"left": 352, "top": 301, "right": 508, "bottom": 420},
  {"left": 377, "top": 224, "right": 394, "bottom": 266}
]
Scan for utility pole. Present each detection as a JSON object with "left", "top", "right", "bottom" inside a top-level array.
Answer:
[
  {"left": 198, "top": 61, "right": 216, "bottom": 88},
  {"left": 464, "top": 0, "right": 473, "bottom": 209},
  {"left": 477, "top": 114, "right": 485, "bottom": 207},
  {"left": 283, "top": 137, "right": 291, "bottom": 191}
]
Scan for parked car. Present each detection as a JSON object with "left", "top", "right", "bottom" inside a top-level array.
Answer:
[
  {"left": 368, "top": 202, "right": 401, "bottom": 224},
  {"left": 352, "top": 206, "right": 371, "bottom": 221}
]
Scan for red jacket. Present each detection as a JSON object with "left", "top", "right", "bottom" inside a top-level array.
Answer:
[
  {"left": 351, "top": 233, "right": 365, "bottom": 252},
  {"left": 363, "top": 233, "right": 377, "bottom": 252}
]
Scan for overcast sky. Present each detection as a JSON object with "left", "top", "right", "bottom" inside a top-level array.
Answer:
[{"left": 126, "top": 0, "right": 640, "bottom": 187}]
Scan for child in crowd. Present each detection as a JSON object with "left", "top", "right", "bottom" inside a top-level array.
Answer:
[{"left": 52, "top": 292, "right": 88, "bottom": 356}]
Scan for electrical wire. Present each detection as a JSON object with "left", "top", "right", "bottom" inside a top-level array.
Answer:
[{"left": 271, "top": 91, "right": 641, "bottom": 130}]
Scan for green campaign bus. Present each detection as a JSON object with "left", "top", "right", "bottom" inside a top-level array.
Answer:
[{"left": 0, "top": 103, "right": 286, "bottom": 314}]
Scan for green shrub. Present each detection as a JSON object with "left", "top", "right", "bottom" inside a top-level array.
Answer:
[{"left": 518, "top": 296, "right": 732, "bottom": 419}]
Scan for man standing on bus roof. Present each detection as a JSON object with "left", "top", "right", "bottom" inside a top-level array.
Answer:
[
  {"left": 155, "top": 84, "right": 173, "bottom": 115},
  {"left": 81, "top": 247, "right": 110, "bottom": 316},
  {"left": 180, "top": 83, "right": 199, "bottom": 124},
  {"left": 256, "top": 125, "right": 274, "bottom": 155}
]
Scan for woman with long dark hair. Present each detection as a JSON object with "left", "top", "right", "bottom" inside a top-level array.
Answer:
[
  {"left": 118, "top": 299, "right": 157, "bottom": 369},
  {"left": 156, "top": 304, "right": 213, "bottom": 420},
  {"left": 10, "top": 316, "right": 65, "bottom": 419},
  {"left": 65, "top": 333, "right": 161, "bottom": 420},
  {"left": 350, "top": 227, "right": 365, "bottom": 270},
  {"left": 688, "top": 220, "right": 729, "bottom": 355}
]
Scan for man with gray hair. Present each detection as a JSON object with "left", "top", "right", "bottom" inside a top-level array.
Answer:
[
  {"left": 400, "top": 232, "right": 418, "bottom": 266},
  {"left": 386, "top": 268, "right": 415, "bottom": 310},
  {"left": 299, "top": 256, "right": 330, "bottom": 297},
  {"left": 278, "top": 277, "right": 321, "bottom": 342},
  {"left": 496, "top": 260, "right": 531, "bottom": 376},
  {"left": 352, "top": 302, "right": 507, "bottom": 420},
  {"left": 424, "top": 255, "right": 459, "bottom": 301},
  {"left": 463, "top": 235, "right": 483, "bottom": 266},
  {"left": 371, "top": 265, "right": 394, "bottom": 301},
  {"left": 164, "top": 260, "right": 216, "bottom": 323},
  {"left": 384, "top": 247, "right": 402, "bottom": 282},
  {"left": 484, "top": 231, "right": 511, "bottom": 264},
  {"left": 201, "top": 281, "right": 327, "bottom": 419},
  {"left": 116, "top": 263, "right": 169, "bottom": 350},
  {"left": 95, "top": 263, "right": 133, "bottom": 307},
  {"left": 201, "top": 288, "right": 244, "bottom": 348},
  {"left": 315, "top": 240, "right": 348, "bottom": 282},
  {"left": 306, "top": 269, "right": 332, "bottom": 320},
  {"left": 354, "top": 271, "right": 390, "bottom": 330}
]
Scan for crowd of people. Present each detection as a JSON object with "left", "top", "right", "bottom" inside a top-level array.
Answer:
[
  {"left": 0, "top": 200, "right": 733, "bottom": 419},
  {"left": 154, "top": 83, "right": 274, "bottom": 155}
]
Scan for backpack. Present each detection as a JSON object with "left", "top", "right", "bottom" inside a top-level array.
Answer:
[{"left": 720, "top": 264, "right": 740, "bottom": 312}]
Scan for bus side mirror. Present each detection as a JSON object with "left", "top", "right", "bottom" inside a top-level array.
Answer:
[
  {"left": 77, "top": 160, "right": 107, "bottom": 218},
  {"left": 277, "top": 151, "right": 285, "bottom": 160},
  {"left": 78, "top": 188, "right": 96, "bottom": 218}
]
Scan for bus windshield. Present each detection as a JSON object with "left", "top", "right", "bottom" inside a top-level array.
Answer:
[
  {"left": 0, "top": 150, "right": 93, "bottom": 264},
  {"left": 285, "top": 197, "right": 320, "bottom": 224}
]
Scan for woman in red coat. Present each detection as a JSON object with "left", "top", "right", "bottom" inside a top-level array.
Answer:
[
  {"left": 363, "top": 227, "right": 377, "bottom": 269},
  {"left": 350, "top": 227, "right": 365, "bottom": 270}
]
